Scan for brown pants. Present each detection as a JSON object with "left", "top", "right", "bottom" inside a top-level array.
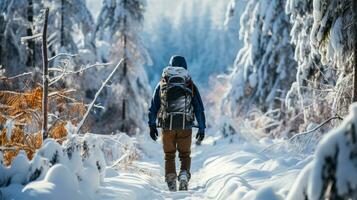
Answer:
[{"left": 162, "top": 129, "right": 192, "bottom": 179}]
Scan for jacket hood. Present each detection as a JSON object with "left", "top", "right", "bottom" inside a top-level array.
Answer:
[{"left": 169, "top": 55, "right": 187, "bottom": 69}]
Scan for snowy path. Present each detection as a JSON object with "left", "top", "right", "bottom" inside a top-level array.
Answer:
[{"left": 96, "top": 134, "right": 310, "bottom": 200}]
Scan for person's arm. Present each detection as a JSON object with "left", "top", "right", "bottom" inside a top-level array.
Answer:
[
  {"left": 148, "top": 83, "right": 161, "bottom": 127},
  {"left": 192, "top": 84, "right": 206, "bottom": 130}
]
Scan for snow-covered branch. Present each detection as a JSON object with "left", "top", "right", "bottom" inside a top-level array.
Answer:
[
  {"left": 0, "top": 72, "right": 32, "bottom": 80},
  {"left": 288, "top": 116, "right": 343, "bottom": 142},
  {"left": 48, "top": 62, "right": 112, "bottom": 86},
  {"left": 48, "top": 53, "right": 78, "bottom": 62},
  {"left": 20, "top": 33, "right": 42, "bottom": 44},
  {"left": 76, "top": 59, "right": 124, "bottom": 134}
]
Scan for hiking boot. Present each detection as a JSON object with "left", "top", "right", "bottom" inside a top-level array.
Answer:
[
  {"left": 178, "top": 171, "right": 190, "bottom": 191},
  {"left": 165, "top": 173, "right": 177, "bottom": 191}
]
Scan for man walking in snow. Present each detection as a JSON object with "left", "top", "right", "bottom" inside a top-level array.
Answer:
[{"left": 148, "top": 55, "right": 206, "bottom": 191}]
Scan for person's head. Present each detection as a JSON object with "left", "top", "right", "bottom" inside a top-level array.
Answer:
[{"left": 169, "top": 55, "right": 187, "bottom": 70}]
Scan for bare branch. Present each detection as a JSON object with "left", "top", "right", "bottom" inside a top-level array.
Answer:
[
  {"left": 48, "top": 53, "right": 78, "bottom": 62},
  {"left": 288, "top": 116, "right": 343, "bottom": 141},
  {"left": 0, "top": 72, "right": 33, "bottom": 80},
  {"left": 73, "top": 62, "right": 112, "bottom": 74},
  {"left": 76, "top": 59, "right": 124, "bottom": 134}
]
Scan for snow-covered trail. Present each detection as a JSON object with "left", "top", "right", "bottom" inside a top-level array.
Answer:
[{"left": 96, "top": 132, "right": 311, "bottom": 200}]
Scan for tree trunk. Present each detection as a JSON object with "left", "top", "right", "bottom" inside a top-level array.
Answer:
[
  {"left": 26, "top": 0, "right": 35, "bottom": 68},
  {"left": 353, "top": 0, "right": 357, "bottom": 102},
  {"left": 0, "top": 14, "right": 4, "bottom": 66},
  {"left": 120, "top": 0, "right": 128, "bottom": 133},
  {"left": 42, "top": 8, "right": 49, "bottom": 140},
  {"left": 61, "top": 0, "right": 65, "bottom": 47}
]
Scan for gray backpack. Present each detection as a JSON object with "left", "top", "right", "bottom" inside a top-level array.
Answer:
[{"left": 158, "top": 67, "right": 194, "bottom": 130}]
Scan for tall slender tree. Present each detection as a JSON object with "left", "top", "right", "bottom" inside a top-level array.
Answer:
[
  {"left": 95, "top": 0, "right": 151, "bottom": 133},
  {"left": 26, "top": 0, "right": 35, "bottom": 68},
  {"left": 353, "top": 0, "right": 357, "bottom": 102}
]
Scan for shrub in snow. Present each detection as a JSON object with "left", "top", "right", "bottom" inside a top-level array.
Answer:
[
  {"left": 9, "top": 151, "right": 30, "bottom": 185},
  {"left": 287, "top": 104, "right": 357, "bottom": 200},
  {"left": 0, "top": 132, "right": 138, "bottom": 199},
  {"left": 101, "top": 133, "right": 139, "bottom": 166},
  {"left": 62, "top": 135, "right": 84, "bottom": 179},
  {"left": 37, "top": 139, "right": 66, "bottom": 166},
  {"left": 27, "top": 153, "right": 51, "bottom": 182}
]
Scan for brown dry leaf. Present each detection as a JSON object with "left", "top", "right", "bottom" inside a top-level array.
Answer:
[{"left": 49, "top": 122, "right": 68, "bottom": 143}]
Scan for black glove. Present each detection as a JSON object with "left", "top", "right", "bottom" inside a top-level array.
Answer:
[
  {"left": 149, "top": 125, "right": 158, "bottom": 141},
  {"left": 196, "top": 129, "right": 205, "bottom": 142}
]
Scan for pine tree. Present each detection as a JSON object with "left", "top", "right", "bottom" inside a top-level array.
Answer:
[
  {"left": 0, "top": 0, "right": 30, "bottom": 76},
  {"left": 44, "top": 0, "right": 95, "bottom": 55},
  {"left": 26, "top": 0, "right": 35, "bottom": 68},
  {"left": 223, "top": 0, "right": 297, "bottom": 115},
  {"left": 95, "top": 0, "right": 150, "bottom": 133}
]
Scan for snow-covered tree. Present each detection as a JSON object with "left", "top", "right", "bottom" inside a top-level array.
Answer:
[
  {"left": 0, "top": 0, "right": 32, "bottom": 75},
  {"left": 285, "top": 0, "right": 353, "bottom": 127},
  {"left": 223, "top": 0, "right": 297, "bottom": 116},
  {"left": 95, "top": 0, "right": 151, "bottom": 133},
  {"left": 43, "top": 0, "right": 95, "bottom": 55}
]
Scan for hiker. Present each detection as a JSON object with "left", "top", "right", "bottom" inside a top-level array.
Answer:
[{"left": 148, "top": 55, "right": 206, "bottom": 191}]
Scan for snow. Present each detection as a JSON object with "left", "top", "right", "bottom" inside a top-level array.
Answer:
[
  {"left": 22, "top": 164, "right": 85, "bottom": 200},
  {"left": 1, "top": 106, "right": 356, "bottom": 200},
  {"left": 94, "top": 131, "right": 308, "bottom": 200},
  {"left": 9, "top": 151, "right": 30, "bottom": 185},
  {"left": 5, "top": 119, "right": 14, "bottom": 141},
  {"left": 1, "top": 126, "right": 317, "bottom": 200}
]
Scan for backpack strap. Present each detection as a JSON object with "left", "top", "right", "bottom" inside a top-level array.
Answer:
[{"left": 187, "top": 80, "right": 194, "bottom": 97}]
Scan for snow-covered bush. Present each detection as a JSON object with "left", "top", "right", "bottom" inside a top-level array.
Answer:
[
  {"left": 100, "top": 133, "right": 139, "bottom": 166},
  {"left": 287, "top": 103, "right": 357, "bottom": 200},
  {"left": 22, "top": 164, "right": 87, "bottom": 200},
  {"left": 0, "top": 132, "right": 138, "bottom": 199}
]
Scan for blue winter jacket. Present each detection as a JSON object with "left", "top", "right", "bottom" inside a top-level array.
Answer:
[{"left": 148, "top": 83, "right": 206, "bottom": 130}]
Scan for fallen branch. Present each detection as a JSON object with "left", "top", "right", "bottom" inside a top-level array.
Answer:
[{"left": 75, "top": 59, "right": 124, "bottom": 134}]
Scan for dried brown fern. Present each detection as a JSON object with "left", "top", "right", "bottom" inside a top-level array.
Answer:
[
  {"left": 0, "top": 86, "right": 85, "bottom": 165},
  {"left": 49, "top": 121, "right": 67, "bottom": 143}
]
